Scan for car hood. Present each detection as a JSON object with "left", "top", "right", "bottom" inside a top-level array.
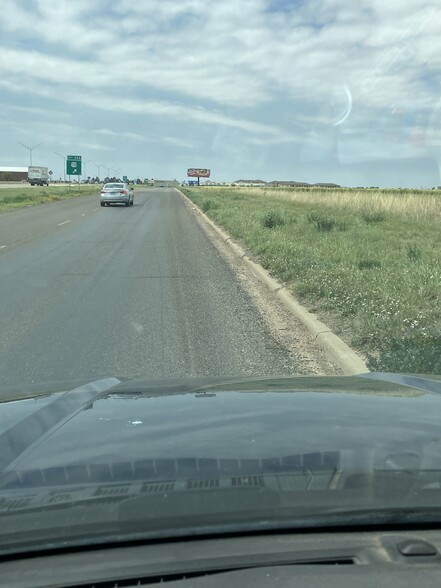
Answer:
[
  {"left": 1, "top": 372, "right": 441, "bottom": 554},
  {"left": 1, "top": 372, "right": 441, "bottom": 479}
]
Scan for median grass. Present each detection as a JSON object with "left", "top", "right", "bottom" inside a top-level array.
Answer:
[
  {"left": 181, "top": 186, "right": 441, "bottom": 374},
  {"left": 0, "top": 184, "right": 100, "bottom": 212}
]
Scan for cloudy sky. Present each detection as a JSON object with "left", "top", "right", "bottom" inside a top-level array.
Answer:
[{"left": 1, "top": 0, "right": 440, "bottom": 186}]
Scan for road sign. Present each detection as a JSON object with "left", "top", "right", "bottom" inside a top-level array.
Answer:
[
  {"left": 123, "top": 175, "right": 128, "bottom": 182},
  {"left": 66, "top": 155, "right": 82, "bottom": 175}
]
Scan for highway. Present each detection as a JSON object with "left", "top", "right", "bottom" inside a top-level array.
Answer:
[{"left": 0, "top": 189, "right": 330, "bottom": 391}]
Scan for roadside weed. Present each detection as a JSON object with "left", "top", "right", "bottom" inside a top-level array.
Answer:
[{"left": 182, "top": 186, "right": 441, "bottom": 373}]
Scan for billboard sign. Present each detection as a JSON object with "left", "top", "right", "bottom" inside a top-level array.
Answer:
[{"left": 187, "top": 168, "right": 210, "bottom": 178}]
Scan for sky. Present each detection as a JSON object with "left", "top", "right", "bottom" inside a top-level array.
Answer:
[{"left": 0, "top": 0, "right": 441, "bottom": 187}]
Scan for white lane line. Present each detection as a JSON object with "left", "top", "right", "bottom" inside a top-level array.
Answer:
[
  {"left": 0, "top": 245, "right": 7, "bottom": 250},
  {"left": 58, "top": 220, "right": 71, "bottom": 226},
  {"left": 92, "top": 207, "right": 100, "bottom": 212}
]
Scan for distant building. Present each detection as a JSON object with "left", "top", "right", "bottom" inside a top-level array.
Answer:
[
  {"left": 152, "top": 179, "right": 180, "bottom": 187},
  {"left": 232, "top": 179, "right": 267, "bottom": 187},
  {"left": 0, "top": 166, "right": 28, "bottom": 181},
  {"left": 267, "top": 181, "right": 341, "bottom": 188},
  {"left": 229, "top": 179, "right": 342, "bottom": 189},
  {"left": 268, "top": 180, "right": 311, "bottom": 187}
]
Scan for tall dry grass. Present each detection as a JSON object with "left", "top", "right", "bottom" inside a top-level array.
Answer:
[{"left": 238, "top": 187, "right": 441, "bottom": 221}]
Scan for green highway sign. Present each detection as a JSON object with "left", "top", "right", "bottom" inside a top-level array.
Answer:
[
  {"left": 123, "top": 175, "right": 128, "bottom": 182},
  {"left": 66, "top": 155, "right": 82, "bottom": 176}
]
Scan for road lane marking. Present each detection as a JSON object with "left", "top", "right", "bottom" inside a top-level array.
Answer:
[
  {"left": 0, "top": 245, "right": 7, "bottom": 250},
  {"left": 92, "top": 207, "right": 100, "bottom": 212},
  {"left": 58, "top": 220, "right": 71, "bottom": 226}
]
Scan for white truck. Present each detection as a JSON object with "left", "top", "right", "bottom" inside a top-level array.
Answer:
[{"left": 28, "top": 166, "right": 49, "bottom": 186}]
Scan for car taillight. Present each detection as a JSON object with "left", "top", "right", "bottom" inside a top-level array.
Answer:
[
  {"left": 100, "top": 191, "right": 105, "bottom": 195},
  {"left": 121, "top": 189, "right": 128, "bottom": 194}
]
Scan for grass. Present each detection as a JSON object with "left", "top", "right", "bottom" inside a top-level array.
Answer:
[
  {"left": 181, "top": 186, "right": 441, "bottom": 374},
  {"left": 0, "top": 184, "right": 101, "bottom": 212},
  {"left": 261, "top": 210, "right": 286, "bottom": 228}
]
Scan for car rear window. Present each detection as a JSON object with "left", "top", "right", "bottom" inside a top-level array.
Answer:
[{"left": 104, "top": 183, "right": 124, "bottom": 189}]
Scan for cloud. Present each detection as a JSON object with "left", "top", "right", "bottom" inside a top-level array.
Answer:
[
  {"left": 78, "top": 142, "right": 113, "bottom": 152},
  {"left": 95, "top": 128, "right": 195, "bottom": 148},
  {"left": 0, "top": 73, "right": 293, "bottom": 139},
  {"left": 96, "top": 128, "right": 149, "bottom": 142},
  {"left": 0, "top": 0, "right": 440, "bottom": 184},
  {"left": 163, "top": 136, "right": 195, "bottom": 148}
]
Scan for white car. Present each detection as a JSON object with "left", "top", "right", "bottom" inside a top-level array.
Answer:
[{"left": 100, "top": 182, "right": 134, "bottom": 207}]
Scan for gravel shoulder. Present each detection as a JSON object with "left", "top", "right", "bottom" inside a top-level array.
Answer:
[{"left": 183, "top": 197, "right": 342, "bottom": 376}]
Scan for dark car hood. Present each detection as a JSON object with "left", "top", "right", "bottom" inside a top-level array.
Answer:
[
  {"left": 1, "top": 372, "right": 441, "bottom": 481},
  {"left": 2, "top": 373, "right": 441, "bottom": 555}
]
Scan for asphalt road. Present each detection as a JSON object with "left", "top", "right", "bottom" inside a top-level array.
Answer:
[{"left": 0, "top": 189, "right": 313, "bottom": 390}]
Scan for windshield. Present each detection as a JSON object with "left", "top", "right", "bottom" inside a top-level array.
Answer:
[{"left": 0, "top": 0, "right": 440, "bottom": 556}]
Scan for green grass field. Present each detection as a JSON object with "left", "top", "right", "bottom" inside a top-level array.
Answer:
[
  {"left": 0, "top": 184, "right": 100, "bottom": 212},
  {"left": 181, "top": 186, "right": 441, "bottom": 374}
]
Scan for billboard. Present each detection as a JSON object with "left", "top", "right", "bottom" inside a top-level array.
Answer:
[{"left": 187, "top": 168, "right": 210, "bottom": 178}]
